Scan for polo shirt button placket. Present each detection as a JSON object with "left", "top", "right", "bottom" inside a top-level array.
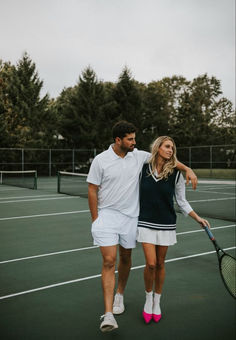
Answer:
[{"left": 122, "top": 158, "right": 126, "bottom": 169}]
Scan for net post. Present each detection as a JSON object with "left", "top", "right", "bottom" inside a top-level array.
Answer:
[
  {"left": 57, "top": 171, "right": 60, "bottom": 193},
  {"left": 34, "top": 171, "right": 37, "bottom": 190}
]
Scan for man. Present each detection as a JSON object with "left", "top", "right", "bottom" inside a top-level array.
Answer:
[{"left": 87, "top": 121, "right": 197, "bottom": 332}]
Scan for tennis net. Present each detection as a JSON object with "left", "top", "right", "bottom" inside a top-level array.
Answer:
[
  {"left": 0, "top": 170, "right": 37, "bottom": 189},
  {"left": 57, "top": 173, "right": 235, "bottom": 222},
  {"left": 57, "top": 171, "right": 88, "bottom": 197},
  {"left": 179, "top": 181, "right": 236, "bottom": 222}
]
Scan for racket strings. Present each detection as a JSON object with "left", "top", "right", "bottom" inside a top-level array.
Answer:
[{"left": 220, "top": 255, "right": 236, "bottom": 298}]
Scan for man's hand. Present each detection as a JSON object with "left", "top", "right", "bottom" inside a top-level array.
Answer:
[{"left": 185, "top": 168, "right": 198, "bottom": 190}]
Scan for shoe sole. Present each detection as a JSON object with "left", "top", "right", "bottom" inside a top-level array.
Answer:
[{"left": 100, "top": 324, "right": 118, "bottom": 332}]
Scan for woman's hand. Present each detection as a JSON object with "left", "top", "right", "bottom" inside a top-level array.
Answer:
[
  {"left": 185, "top": 167, "right": 198, "bottom": 190},
  {"left": 196, "top": 216, "right": 210, "bottom": 228}
]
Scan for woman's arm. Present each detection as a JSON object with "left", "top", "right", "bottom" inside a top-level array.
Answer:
[
  {"left": 175, "top": 172, "right": 210, "bottom": 228},
  {"left": 188, "top": 210, "right": 210, "bottom": 228},
  {"left": 176, "top": 161, "right": 197, "bottom": 190}
]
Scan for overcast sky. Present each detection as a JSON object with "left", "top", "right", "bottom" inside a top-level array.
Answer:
[{"left": 1, "top": 0, "right": 235, "bottom": 106}]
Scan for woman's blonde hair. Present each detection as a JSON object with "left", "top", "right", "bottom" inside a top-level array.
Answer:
[{"left": 149, "top": 136, "right": 177, "bottom": 179}]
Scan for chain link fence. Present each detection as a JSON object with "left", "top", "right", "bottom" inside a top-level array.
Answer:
[
  {"left": 0, "top": 145, "right": 235, "bottom": 176},
  {"left": 177, "top": 145, "right": 236, "bottom": 169},
  {"left": 0, "top": 148, "right": 100, "bottom": 176}
]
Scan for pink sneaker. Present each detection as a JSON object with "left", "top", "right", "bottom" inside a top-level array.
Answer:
[
  {"left": 142, "top": 310, "right": 152, "bottom": 324},
  {"left": 152, "top": 314, "right": 162, "bottom": 323}
]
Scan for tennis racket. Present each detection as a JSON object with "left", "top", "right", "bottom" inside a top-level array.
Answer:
[{"left": 204, "top": 226, "right": 236, "bottom": 299}]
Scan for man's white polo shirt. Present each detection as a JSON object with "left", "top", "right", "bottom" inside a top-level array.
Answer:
[{"left": 87, "top": 145, "right": 150, "bottom": 217}]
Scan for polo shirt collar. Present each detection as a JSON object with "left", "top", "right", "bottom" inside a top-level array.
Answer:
[{"left": 108, "top": 144, "right": 134, "bottom": 159}]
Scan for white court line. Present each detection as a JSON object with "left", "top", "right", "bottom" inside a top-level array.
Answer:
[
  {"left": 198, "top": 180, "right": 235, "bottom": 185},
  {"left": 132, "top": 247, "right": 236, "bottom": 270},
  {"left": 0, "top": 225, "right": 235, "bottom": 265},
  {"left": 0, "top": 246, "right": 235, "bottom": 301},
  {"left": 187, "top": 190, "right": 234, "bottom": 195},
  {"left": 188, "top": 197, "right": 235, "bottom": 203},
  {"left": 177, "top": 224, "right": 236, "bottom": 235},
  {"left": 187, "top": 185, "right": 235, "bottom": 191},
  {"left": 0, "top": 194, "right": 64, "bottom": 200},
  {"left": 0, "top": 191, "right": 234, "bottom": 203},
  {"left": 1, "top": 196, "right": 235, "bottom": 222},
  {"left": 0, "top": 187, "right": 25, "bottom": 191},
  {"left": 0, "top": 196, "right": 77, "bottom": 204},
  {"left": 0, "top": 210, "right": 90, "bottom": 221},
  {"left": 0, "top": 246, "right": 99, "bottom": 264}
]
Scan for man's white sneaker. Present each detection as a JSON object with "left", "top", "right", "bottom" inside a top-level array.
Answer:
[
  {"left": 100, "top": 312, "right": 118, "bottom": 332},
  {"left": 113, "top": 293, "right": 125, "bottom": 314}
]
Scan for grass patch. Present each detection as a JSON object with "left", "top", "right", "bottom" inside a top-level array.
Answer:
[{"left": 193, "top": 169, "right": 236, "bottom": 179}]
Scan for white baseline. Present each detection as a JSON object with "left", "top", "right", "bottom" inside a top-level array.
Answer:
[{"left": 0, "top": 246, "right": 235, "bottom": 301}]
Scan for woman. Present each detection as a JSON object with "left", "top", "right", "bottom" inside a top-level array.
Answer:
[{"left": 137, "top": 136, "right": 210, "bottom": 324}]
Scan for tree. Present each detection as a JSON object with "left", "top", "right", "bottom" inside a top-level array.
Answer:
[
  {"left": 210, "top": 97, "right": 236, "bottom": 144},
  {"left": 141, "top": 80, "right": 174, "bottom": 149},
  {"left": 113, "top": 67, "right": 144, "bottom": 143},
  {"left": 57, "top": 67, "right": 107, "bottom": 148},
  {"left": 0, "top": 60, "right": 16, "bottom": 146},
  {"left": 0, "top": 53, "right": 57, "bottom": 148},
  {"left": 169, "top": 74, "right": 225, "bottom": 146},
  {"left": 95, "top": 81, "right": 118, "bottom": 148}
]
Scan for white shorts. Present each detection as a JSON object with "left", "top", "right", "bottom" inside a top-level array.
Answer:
[
  {"left": 91, "top": 208, "right": 138, "bottom": 249},
  {"left": 137, "top": 227, "right": 177, "bottom": 246}
]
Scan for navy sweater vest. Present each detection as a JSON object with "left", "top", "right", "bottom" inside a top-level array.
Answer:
[{"left": 138, "top": 163, "right": 180, "bottom": 230}]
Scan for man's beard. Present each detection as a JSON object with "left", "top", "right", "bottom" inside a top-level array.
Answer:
[{"left": 120, "top": 144, "right": 135, "bottom": 153}]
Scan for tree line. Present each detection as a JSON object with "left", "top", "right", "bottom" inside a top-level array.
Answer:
[{"left": 0, "top": 52, "right": 235, "bottom": 151}]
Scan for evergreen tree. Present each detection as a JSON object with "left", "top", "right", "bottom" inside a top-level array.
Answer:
[
  {"left": 2, "top": 55, "right": 235, "bottom": 152},
  {"left": 0, "top": 53, "right": 57, "bottom": 148},
  {"left": 96, "top": 81, "right": 118, "bottom": 148},
  {"left": 113, "top": 67, "right": 144, "bottom": 144},
  {"left": 57, "top": 67, "right": 106, "bottom": 148},
  {"left": 0, "top": 61, "right": 16, "bottom": 146},
  {"left": 142, "top": 80, "right": 173, "bottom": 149}
]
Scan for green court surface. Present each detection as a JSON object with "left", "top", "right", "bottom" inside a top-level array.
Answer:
[{"left": 0, "top": 177, "right": 235, "bottom": 339}]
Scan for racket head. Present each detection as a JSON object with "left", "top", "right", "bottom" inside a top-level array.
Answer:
[
  {"left": 204, "top": 225, "right": 235, "bottom": 298},
  {"left": 219, "top": 253, "right": 236, "bottom": 299}
]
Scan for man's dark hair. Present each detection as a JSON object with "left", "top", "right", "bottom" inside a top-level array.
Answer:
[{"left": 112, "top": 120, "right": 137, "bottom": 140}]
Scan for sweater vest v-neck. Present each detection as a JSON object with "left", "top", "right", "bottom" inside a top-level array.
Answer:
[{"left": 138, "top": 163, "right": 180, "bottom": 231}]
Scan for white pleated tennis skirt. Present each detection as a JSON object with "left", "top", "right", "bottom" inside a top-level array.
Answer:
[{"left": 137, "top": 227, "right": 177, "bottom": 246}]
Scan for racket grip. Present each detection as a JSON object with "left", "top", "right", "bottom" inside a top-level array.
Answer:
[{"left": 203, "top": 226, "right": 215, "bottom": 241}]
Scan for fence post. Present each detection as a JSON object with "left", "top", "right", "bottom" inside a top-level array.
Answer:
[
  {"left": 189, "top": 147, "right": 191, "bottom": 168},
  {"left": 22, "top": 149, "right": 24, "bottom": 171},
  {"left": 210, "top": 146, "right": 213, "bottom": 177},
  {"left": 72, "top": 149, "right": 75, "bottom": 172},
  {"left": 49, "top": 149, "right": 52, "bottom": 177},
  {"left": 94, "top": 148, "right": 97, "bottom": 157}
]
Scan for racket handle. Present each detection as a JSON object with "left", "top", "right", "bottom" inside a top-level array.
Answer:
[{"left": 203, "top": 226, "right": 215, "bottom": 241}]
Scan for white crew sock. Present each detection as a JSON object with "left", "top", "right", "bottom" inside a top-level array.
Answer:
[
  {"left": 144, "top": 291, "right": 153, "bottom": 314},
  {"left": 153, "top": 293, "right": 161, "bottom": 315}
]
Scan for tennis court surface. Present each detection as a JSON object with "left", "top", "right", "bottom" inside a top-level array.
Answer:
[{"left": 0, "top": 176, "right": 235, "bottom": 339}]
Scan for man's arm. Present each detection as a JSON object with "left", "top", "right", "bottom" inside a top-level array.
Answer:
[
  {"left": 88, "top": 183, "right": 99, "bottom": 221},
  {"left": 176, "top": 161, "right": 197, "bottom": 190}
]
